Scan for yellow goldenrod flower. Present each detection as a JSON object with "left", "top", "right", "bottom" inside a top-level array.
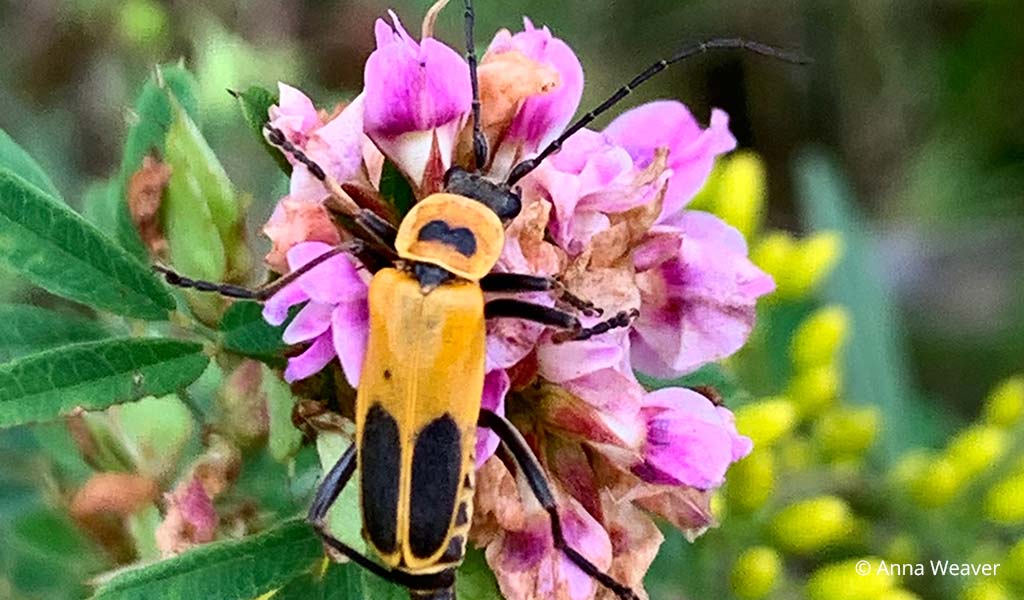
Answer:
[
  {"left": 984, "top": 473, "right": 1024, "bottom": 524},
  {"left": 945, "top": 424, "right": 1008, "bottom": 482},
  {"left": 961, "top": 581, "right": 1012, "bottom": 600},
  {"left": 772, "top": 495, "right": 854, "bottom": 554},
  {"left": 813, "top": 406, "right": 880, "bottom": 459},
  {"left": 789, "top": 365, "right": 841, "bottom": 418},
  {"left": 908, "top": 455, "right": 962, "bottom": 508},
  {"left": 790, "top": 305, "right": 851, "bottom": 369},
  {"left": 752, "top": 231, "right": 797, "bottom": 296},
  {"left": 726, "top": 450, "right": 776, "bottom": 514},
  {"left": 983, "top": 376, "right": 1024, "bottom": 427},
  {"left": 730, "top": 546, "right": 782, "bottom": 599},
  {"left": 1004, "top": 538, "right": 1024, "bottom": 585},
  {"left": 735, "top": 397, "right": 797, "bottom": 448},
  {"left": 806, "top": 557, "right": 896, "bottom": 600},
  {"left": 879, "top": 590, "right": 923, "bottom": 600},
  {"left": 714, "top": 151, "right": 767, "bottom": 240}
]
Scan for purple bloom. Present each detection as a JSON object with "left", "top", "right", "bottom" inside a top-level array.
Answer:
[
  {"left": 604, "top": 101, "right": 736, "bottom": 221},
  {"left": 363, "top": 11, "right": 471, "bottom": 187},
  {"left": 631, "top": 211, "right": 775, "bottom": 378},
  {"left": 632, "top": 388, "right": 752, "bottom": 489},
  {"left": 262, "top": 242, "right": 369, "bottom": 384}
]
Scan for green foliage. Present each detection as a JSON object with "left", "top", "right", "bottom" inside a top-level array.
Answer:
[
  {"left": 0, "top": 304, "right": 112, "bottom": 362},
  {"left": 115, "top": 63, "right": 200, "bottom": 256},
  {"left": 232, "top": 85, "right": 291, "bottom": 173},
  {"left": 91, "top": 519, "right": 322, "bottom": 600},
  {"left": 0, "top": 170, "right": 175, "bottom": 320},
  {"left": 378, "top": 159, "right": 415, "bottom": 218},
  {"left": 0, "top": 128, "right": 61, "bottom": 200},
  {"left": 0, "top": 338, "right": 208, "bottom": 427},
  {"left": 219, "top": 301, "right": 290, "bottom": 359}
]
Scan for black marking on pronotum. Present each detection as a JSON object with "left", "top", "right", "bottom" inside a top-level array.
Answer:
[
  {"left": 409, "top": 414, "right": 462, "bottom": 559},
  {"left": 361, "top": 403, "right": 401, "bottom": 554},
  {"left": 417, "top": 220, "right": 478, "bottom": 257}
]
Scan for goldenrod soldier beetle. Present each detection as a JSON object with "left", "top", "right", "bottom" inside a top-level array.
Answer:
[{"left": 156, "top": 2, "right": 805, "bottom": 597}]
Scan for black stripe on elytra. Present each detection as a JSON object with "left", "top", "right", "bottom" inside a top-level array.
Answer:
[
  {"left": 361, "top": 403, "right": 401, "bottom": 554},
  {"left": 408, "top": 414, "right": 462, "bottom": 559},
  {"left": 417, "top": 220, "right": 478, "bottom": 257}
]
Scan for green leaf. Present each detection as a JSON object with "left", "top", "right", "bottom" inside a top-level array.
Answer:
[
  {"left": 219, "top": 301, "right": 290, "bottom": 358},
  {"left": 0, "top": 128, "right": 61, "bottom": 199},
  {"left": 232, "top": 85, "right": 290, "bottom": 173},
  {"left": 0, "top": 338, "right": 209, "bottom": 427},
  {"left": 793, "top": 150, "right": 932, "bottom": 456},
  {"left": 115, "top": 63, "right": 200, "bottom": 256},
  {"left": 272, "top": 563, "right": 364, "bottom": 600},
  {"left": 265, "top": 364, "right": 302, "bottom": 462},
  {"left": 0, "top": 170, "right": 175, "bottom": 319},
  {"left": 81, "top": 179, "right": 121, "bottom": 233},
  {"left": 379, "top": 159, "right": 415, "bottom": 218},
  {"left": 456, "top": 547, "right": 502, "bottom": 600},
  {"left": 162, "top": 98, "right": 229, "bottom": 284},
  {"left": 91, "top": 519, "right": 322, "bottom": 600},
  {"left": 0, "top": 304, "right": 112, "bottom": 362}
]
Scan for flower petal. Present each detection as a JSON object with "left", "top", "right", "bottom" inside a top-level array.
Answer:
[
  {"left": 331, "top": 300, "right": 370, "bottom": 387},
  {"left": 282, "top": 301, "right": 334, "bottom": 345},
  {"left": 286, "top": 242, "right": 368, "bottom": 306},
  {"left": 604, "top": 101, "right": 736, "bottom": 220},
  {"left": 268, "top": 82, "right": 320, "bottom": 144},
  {"left": 475, "top": 369, "right": 511, "bottom": 467},
  {"left": 284, "top": 333, "right": 336, "bottom": 383},
  {"left": 262, "top": 280, "right": 309, "bottom": 326}
]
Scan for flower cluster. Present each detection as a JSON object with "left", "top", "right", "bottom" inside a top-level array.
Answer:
[{"left": 260, "top": 6, "right": 772, "bottom": 598}]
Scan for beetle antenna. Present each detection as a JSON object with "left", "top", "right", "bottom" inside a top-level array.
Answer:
[
  {"left": 464, "top": 0, "right": 488, "bottom": 172},
  {"left": 505, "top": 37, "right": 808, "bottom": 186},
  {"left": 263, "top": 124, "right": 362, "bottom": 216}
]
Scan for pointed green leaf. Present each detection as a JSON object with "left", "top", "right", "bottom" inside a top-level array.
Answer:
[
  {"left": 115, "top": 64, "right": 200, "bottom": 256},
  {"left": 81, "top": 179, "right": 121, "bottom": 233},
  {"left": 379, "top": 160, "right": 415, "bottom": 218},
  {"left": 233, "top": 85, "right": 290, "bottom": 173},
  {"left": 272, "top": 563, "right": 364, "bottom": 600},
  {"left": 0, "top": 304, "right": 112, "bottom": 362},
  {"left": 0, "top": 170, "right": 175, "bottom": 319},
  {"left": 0, "top": 128, "right": 61, "bottom": 199},
  {"left": 0, "top": 338, "right": 209, "bottom": 427},
  {"left": 90, "top": 519, "right": 322, "bottom": 600},
  {"left": 219, "top": 300, "right": 291, "bottom": 358}
]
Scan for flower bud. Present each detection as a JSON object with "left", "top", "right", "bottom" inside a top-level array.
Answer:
[
  {"left": 785, "top": 231, "right": 843, "bottom": 299},
  {"left": 1003, "top": 538, "right": 1024, "bottom": 585},
  {"left": 734, "top": 397, "right": 797, "bottom": 448},
  {"left": 806, "top": 558, "right": 895, "bottom": 600},
  {"left": 907, "top": 455, "right": 961, "bottom": 508},
  {"left": 984, "top": 473, "right": 1024, "bottom": 524},
  {"left": 710, "top": 151, "right": 767, "bottom": 241},
  {"left": 751, "top": 231, "right": 796, "bottom": 297},
  {"left": 983, "top": 376, "right": 1024, "bottom": 427},
  {"left": 884, "top": 534, "right": 921, "bottom": 566},
  {"left": 945, "top": 424, "right": 1008, "bottom": 482},
  {"left": 961, "top": 581, "right": 1012, "bottom": 600},
  {"left": 771, "top": 495, "right": 854, "bottom": 555},
  {"left": 788, "top": 365, "right": 841, "bottom": 418},
  {"left": 730, "top": 546, "right": 782, "bottom": 599},
  {"left": 791, "top": 305, "right": 851, "bottom": 369},
  {"left": 813, "top": 406, "right": 880, "bottom": 459},
  {"left": 726, "top": 450, "right": 775, "bottom": 514}
]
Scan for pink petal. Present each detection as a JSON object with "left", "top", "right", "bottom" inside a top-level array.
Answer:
[
  {"left": 284, "top": 333, "right": 336, "bottom": 383},
  {"left": 486, "top": 18, "right": 584, "bottom": 152},
  {"left": 289, "top": 95, "right": 368, "bottom": 201},
  {"left": 364, "top": 12, "right": 470, "bottom": 138},
  {"left": 631, "top": 211, "right": 774, "bottom": 377},
  {"left": 475, "top": 369, "right": 511, "bottom": 467},
  {"left": 285, "top": 242, "right": 368, "bottom": 306},
  {"left": 632, "top": 388, "right": 752, "bottom": 489},
  {"left": 604, "top": 101, "right": 737, "bottom": 220},
  {"left": 282, "top": 301, "right": 333, "bottom": 344},
  {"left": 268, "top": 82, "right": 320, "bottom": 144},
  {"left": 262, "top": 281, "right": 309, "bottom": 326},
  {"left": 331, "top": 300, "right": 370, "bottom": 387}
]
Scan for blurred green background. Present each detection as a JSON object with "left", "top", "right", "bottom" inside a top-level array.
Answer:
[{"left": 1, "top": 1, "right": 1022, "bottom": 599}]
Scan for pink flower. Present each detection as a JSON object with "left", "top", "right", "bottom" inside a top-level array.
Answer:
[
  {"left": 631, "top": 388, "right": 752, "bottom": 489},
  {"left": 631, "top": 211, "right": 775, "bottom": 378},
  {"left": 262, "top": 198, "right": 342, "bottom": 274},
  {"left": 363, "top": 11, "right": 471, "bottom": 187},
  {"left": 484, "top": 19, "right": 584, "bottom": 176},
  {"left": 604, "top": 101, "right": 736, "bottom": 221},
  {"left": 262, "top": 242, "right": 369, "bottom": 384}
]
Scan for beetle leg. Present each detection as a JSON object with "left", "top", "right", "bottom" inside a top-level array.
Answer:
[
  {"left": 484, "top": 299, "right": 637, "bottom": 343},
  {"left": 308, "top": 443, "right": 457, "bottom": 595},
  {"left": 478, "top": 409, "right": 640, "bottom": 600},
  {"left": 154, "top": 241, "right": 362, "bottom": 301},
  {"left": 479, "top": 273, "right": 601, "bottom": 317}
]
